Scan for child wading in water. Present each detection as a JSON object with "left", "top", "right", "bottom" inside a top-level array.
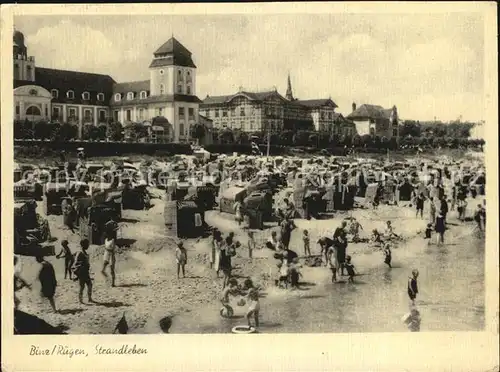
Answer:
[
  {"left": 383, "top": 243, "right": 392, "bottom": 268},
  {"left": 175, "top": 242, "right": 187, "bottom": 279},
  {"left": 56, "top": 240, "right": 74, "bottom": 280},
  {"left": 407, "top": 269, "right": 419, "bottom": 305},
  {"left": 302, "top": 229, "right": 311, "bottom": 257},
  {"left": 344, "top": 255, "right": 357, "bottom": 283}
]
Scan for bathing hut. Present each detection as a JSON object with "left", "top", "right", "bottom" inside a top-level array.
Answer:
[
  {"left": 164, "top": 200, "right": 204, "bottom": 238},
  {"left": 219, "top": 186, "right": 247, "bottom": 214}
]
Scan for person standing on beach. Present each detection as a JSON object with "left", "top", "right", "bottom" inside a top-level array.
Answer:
[
  {"left": 56, "top": 240, "right": 74, "bottom": 280},
  {"left": 302, "top": 229, "right": 311, "bottom": 257},
  {"left": 247, "top": 231, "right": 256, "bottom": 259},
  {"left": 175, "top": 241, "right": 187, "bottom": 279},
  {"left": 318, "top": 236, "right": 334, "bottom": 267},
  {"left": 435, "top": 212, "right": 446, "bottom": 245},
  {"left": 73, "top": 239, "right": 93, "bottom": 304},
  {"left": 101, "top": 231, "right": 117, "bottom": 287},
  {"left": 440, "top": 195, "right": 449, "bottom": 225},
  {"left": 35, "top": 255, "right": 58, "bottom": 313},
  {"left": 428, "top": 197, "right": 436, "bottom": 224},
  {"left": 383, "top": 243, "right": 392, "bottom": 268},
  {"left": 327, "top": 246, "right": 339, "bottom": 282},
  {"left": 407, "top": 269, "right": 419, "bottom": 305},
  {"left": 333, "top": 221, "right": 348, "bottom": 276},
  {"left": 415, "top": 193, "right": 425, "bottom": 218}
]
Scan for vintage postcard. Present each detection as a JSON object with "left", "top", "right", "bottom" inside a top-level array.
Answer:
[{"left": 1, "top": 3, "right": 498, "bottom": 371}]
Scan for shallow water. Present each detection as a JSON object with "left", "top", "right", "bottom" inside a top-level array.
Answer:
[{"left": 171, "top": 228, "right": 485, "bottom": 333}]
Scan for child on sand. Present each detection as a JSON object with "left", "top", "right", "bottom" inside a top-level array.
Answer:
[
  {"left": 220, "top": 278, "right": 239, "bottom": 316},
  {"left": 402, "top": 308, "right": 421, "bottom": 332},
  {"left": 327, "top": 246, "right": 339, "bottom": 283},
  {"left": 302, "top": 230, "right": 311, "bottom": 257},
  {"left": 175, "top": 242, "right": 187, "bottom": 279},
  {"left": 407, "top": 269, "right": 419, "bottom": 305},
  {"left": 289, "top": 258, "right": 302, "bottom": 289},
  {"left": 247, "top": 231, "right": 256, "bottom": 259},
  {"left": 384, "top": 221, "right": 399, "bottom": 240},
  {"left": 56, "top": 240, "right": 74, "bottom": 280},
  {"left": 415, "top": 193, "right": 425, "bottom": 218},
  {"left": 344, "top": 256, "right": 357, "bottom": 283},
  {"left": 245, "top": 288, "right": 260, "bottom": 329},
  {"left": 383, "top": 244, "right": 392, "bottom": 268},
  {"left": 371, "top": 229, "right": 383, "bottom": 246}
]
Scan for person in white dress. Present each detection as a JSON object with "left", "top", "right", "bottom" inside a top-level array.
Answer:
[{"left": 101, "top": 232, "right": 117, "bottom": 287}]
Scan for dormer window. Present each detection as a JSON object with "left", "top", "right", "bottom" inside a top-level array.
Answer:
[
  {"left": 66, "top": 90, "right": 74, "bottom": 99},
  {"left": 82, "top": 91, "right": 90, "bottom": 100},
  {"left": 115, "top": 93, "right": 121, "bottom": 101},
  {"left": 127, "top": 92, "right": 134, "bottom": 100},
  {"left": 97, "top": 93, "right": 104, "bottom": 101},
  {"left": 51, "top": 89, "right": 59, "bottom": 99},
  {"left": 140, "top": 91, "right": 147, "bottom": 99}
]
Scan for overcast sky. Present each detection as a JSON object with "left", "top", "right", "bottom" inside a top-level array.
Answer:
[{"left": 14, "top": 14, "right": 484, "bottom": 121}]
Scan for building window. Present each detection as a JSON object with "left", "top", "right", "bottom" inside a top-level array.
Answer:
[
  {"left": 320, "top": 112, "right": 325, "bottom": 120},
  {"left": 222, "top": 109, "right": 228, "bottom": 117},
  {"left": 97, "top": 93, "right": 105, "bottom": 101},
  {"left": 16, "top": 105, "right": 20, "bottom": 115},
  {"left": 45, "top": 106, "right": 48, "bottom": 117},
  {"left": 84, "top": 109, "right": 92, "bottom": 120},
  {"left": 67, "top": 90, "right": 75, "bottom": 99},
  {"left": 138, "top": 108, "right": 144, "bottom": 120},
  {"left": 68, "top": 108, "right": 77, "bottom": 118},
  {"left": 52, "top": 107, "right": 60, "bottom": 118},
  {"left": 114, "top": 93, "right": 121, "bottom": 101},
  {"left": 82, "top": 92, "right": 90, "bottom": 100},
  {"left": 140, "top": 91, "right": 147, "bottom": 99},
  {"left": 26, "top": 106, "right": 41, "bottom": 116},
  {"left": 177, "top": 85, "right": 182, "bottom": 94},
  {"left": 186, "top": 71, "right": 191, "bottom": 81},
  {"left": 159, "top": 84, "right": 164, "bottom": 95},
  {"left": 127, "top": 92, "right": 134, "bottom": 100},
  {"left": 159, "top": 69, "right": 164, "bottom": 75},
  {"left": 240, "top": 107, "right": 245, "bottom": 116},
  {"left": 26, "top": 66, "right": 32, "bottom": 80},
  {"left": 51, "top": 89, "right": 59, "bottom": 99},
  {"left": 328, "top": 112, "right": 332, "bottom": 119},
  {"left": 99, "top": 110, "right": 106, "bottom": 121},
  {"left": 113, "top": 110, "right": 119, "bottom": 122},
  {"left": 188, "top": 108, "right": 194, "bottom": 118},
  {"left": 178, "top": 70, "right": 183, "bottom": 81},
  {"left": 179, "top": 123, "right": 185, "bottom": 135},
  {"left": 215, "top": 110, "right": 219, "bottom": 118},
  {"left": 179, "top": 107, "right": 185, "bottom": 118},
  {"left": 126, "top": 110, "right": 132, "bottom": 121},
  {"left": 14, "top": 64, "right": 19, "bottom": 80},
  {"left": 186, "top": 86, "right": 191, "bottom": 95}
]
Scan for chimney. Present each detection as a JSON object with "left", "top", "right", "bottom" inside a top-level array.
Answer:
[{"left": 352, "top": 102, "right": 357, "bottom": 112}]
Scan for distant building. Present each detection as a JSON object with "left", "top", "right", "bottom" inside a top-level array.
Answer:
[
  {"left": 347, "top": 103, "right": 399, "bottom": 138},
  {"left": 199, "top": 74, "right": 340, "bottom": 133},
  {"left": 13, "top": 29, "right": 202, "bottom": 142}
]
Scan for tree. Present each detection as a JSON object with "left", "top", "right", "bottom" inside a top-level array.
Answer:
[
  {"left": 190, "top": 123, "right": 206, "bottom": 144},
  {"left": 34, "top": 120, "right": 51, "bottom": 140},
  {"left": 125, "top": 122, "right": 148, "bottom": 142},
  {"left": 352, "top": 134, "right": 362, "bottom": 147},
  {"left": 88, "top": 126, "right": 101, "bottom": 141},
  {"left": 399, "top": 120, "right": 421, "bottom": 137},
  {"left": 292, "top": 131, "right": 310, "bottom": 146},
  {"left": 60, "top": 123, "right": 78, "bottom": 141},
  {"left": 106, "top": 122, "right": 124, "bottom": 142},
  {"left": 50, "top": 123, "right": 62, "bottom": 141},
  {"left": 14, "top": 119, "right": 34, "bottom": 139},
  {"left": 97, "top": 125, "right": 107, "bottom": 140},
  {"left": 360, "top": 134, "right": 372, "bottom": 147},
  {"left": 219, "top": 128, "right": 234, "bottom": 144},
  {"left": 83, "top": 124, "right": 93, "bottom": 140}
]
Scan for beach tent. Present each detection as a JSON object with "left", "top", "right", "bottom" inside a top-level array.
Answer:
[{"left": 219, "top": 186, "right": 247, "bottom": 214}]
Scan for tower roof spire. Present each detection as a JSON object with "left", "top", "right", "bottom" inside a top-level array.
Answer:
[{"left": 285, "top": 71, "right": 294, "bottom": 101}]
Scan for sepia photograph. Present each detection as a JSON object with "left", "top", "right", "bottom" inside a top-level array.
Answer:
[
  {"left": 1, "top": 3, "right": 498, "bottom": 370},
  {"left": 8, "top": 10, "right": 492, "bottom": 336}
]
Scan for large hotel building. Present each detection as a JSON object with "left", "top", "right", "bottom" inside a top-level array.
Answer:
[
  {"left": 13, "top": 29, "right": 204, "bottom": 142},
  {"left": 199, "top": 75, "right": 356, "bottom": 136}
]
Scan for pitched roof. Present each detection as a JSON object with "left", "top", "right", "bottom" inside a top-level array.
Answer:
[
  {"left": 149, "top": 37, "right": 196, "bottom": 68},
  {"left": 110, "top": 93, "right": 201, "bottom": 107},
  {"left": 113, "top": 80, "right": 150, "bottom": 94},
  {"left": 201, "top": 90, "right": 287, "bottom": 105},
  {"left": 347, "top": 104, "right": 391, "bottom": 120},
  {"left": 295, "top": 98, "right": 338, "bottom": 109},
  {"left": 18, "top": 67, "right": 116, "bottom": 105}
]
